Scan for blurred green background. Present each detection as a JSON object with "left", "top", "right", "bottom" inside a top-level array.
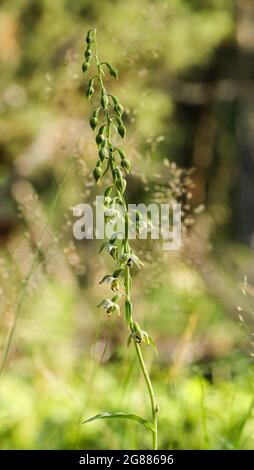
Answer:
[{"left": 1, "top": 0, "right": 254, "bottom": 450}]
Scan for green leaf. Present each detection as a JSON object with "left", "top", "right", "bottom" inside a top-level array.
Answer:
[{"left": 83, "top": 412, "right": 155, "bottom": 432}]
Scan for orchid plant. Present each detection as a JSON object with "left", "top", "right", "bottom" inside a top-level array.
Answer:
[{"left": 82, "top": 29, "right": 159, "bottom": 450}]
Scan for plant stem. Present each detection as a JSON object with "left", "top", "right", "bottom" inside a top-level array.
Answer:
[
  {"left": 125, "top": 265, "right": 158, "bottom": 449},
  {"left": 134, "top": 343, "right": 158, "bottom": 449}
]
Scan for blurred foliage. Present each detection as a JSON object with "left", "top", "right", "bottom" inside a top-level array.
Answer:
[{"left": 1, "top": 0, "right": 254, "bottom": 450}]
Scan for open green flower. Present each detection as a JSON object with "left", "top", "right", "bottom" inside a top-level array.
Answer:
[
  {"left": 122, "top": 253, "right": 144, "bottom": 269},
  {"left": 99, "top": 275, "right": 121, "bottom": 292},
  {"left": 107, "top": 244, "right": 118, "bottom": 259},
  {"left": 111, "top": 278, "right": 120, "bottom": 292},
  {"left": 99, "top": 241, "right": 118, "bottom": 260},
  {"left": 104, "top": 206, "right": 124, "bottom": 224},
  {"left": 97, "top": 297, "right": 120, "bottom": 317},
  {"left": 127, "top": 325, "right": 158, "bottom": 354},
  {"left": 104, "top": 207, "right": 118, "bottom": 220}
]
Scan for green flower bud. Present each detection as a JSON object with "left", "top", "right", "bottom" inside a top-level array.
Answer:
[
  {"left": 111, "top": 95, "right": 119, "bottom": 106},
  {"left": 90, "top": 116, "right": 98, "bottom": 130},
  {"left": 118, "top": 124, "right": 126, "bottom": 138},
  {"left": 86, "top": 86, "right": 94, "bottom": 100},
  {"left": 93, "top": 166, "right": 102, "bottom": 182},
  {"left": 99, "top": 147, "right": 107, "bottom": 162},
  {"left": 96, "top": 133, "right": 105, "bottom": 145},
  {"left": 86, "top": 77, "right": 95, "bottom": 99},
  {"left": 104, "top": 185, "right": 113, "bottom": 197},
  {"left": 105, "top": 62, "right": 118, "bottom": 79},
  {"left": 99, "top": 124, "right": 106, "bottom": 135},
  {"left": 121, "top": 159, "right": 130, "bottom": 173},
  {"left": 104, "top": 196, "right": 111, "bottom": 206},
  {"left": 116, "top": 148, "right": 126, "bottom": 159},
  {"left": 113, "top": 168, "right": 121, "bottom": 181},
  {"left": 115, "top": 104, "right": 124, "bottom": 116},
  {"left": 116, "top": 177, "right": 126, "bottom": 193},
  {"left": 82, "top": 61, "right": 89, "bottom": 73},
  {"left": 111, "top": 96, "right": 123, "bottom": 114},
  {"left": 85, "top": 48, "right": 92, "bottom": 59},
  {"left": 101, "top": 93, "right": 108, "bottom": 109},
  {"left": 86, "top": 29, "right": 94, "bottom": 44}
]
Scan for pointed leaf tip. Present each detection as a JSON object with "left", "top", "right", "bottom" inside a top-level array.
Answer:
[{"left": 83, "top": 411, "right": 155, "bottom": 432}]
